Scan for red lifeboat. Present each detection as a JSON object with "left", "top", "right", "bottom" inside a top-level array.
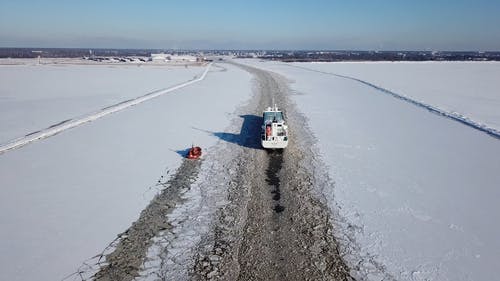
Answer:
[{"left": 187, "top": 146, "right": 202, "bottom": 159}]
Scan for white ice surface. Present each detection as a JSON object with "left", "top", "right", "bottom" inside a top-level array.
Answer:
[
  {"left": 0, "top": 63, "right": 211, "bottom": 154},
  {"left": 0, "top": 61, "right": 203, "bottom": 143},
  {"left": 239, "top": 59, "right": 500, "bottom": 281},
  {"left": 0, "top": 63, "right": 252, "bottom": 281},
  {"left": 290, "top": 61, "right": 500, "bottom": 133}
]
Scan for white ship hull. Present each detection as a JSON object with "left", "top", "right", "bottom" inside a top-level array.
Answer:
[
  {"left": 261, "top": 137, "right": 288, "bottom": 149},
  {"left": 261, "top": 104, "right": 289, "bottom": 149}
]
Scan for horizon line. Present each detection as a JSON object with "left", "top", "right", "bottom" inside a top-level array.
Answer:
[{"left": 1, "top": 46, "right": 499, "bottom": 53}]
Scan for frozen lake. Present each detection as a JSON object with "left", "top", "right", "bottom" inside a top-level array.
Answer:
[
  {"left": 1, "top": 59, "right": 500, "bottom": 280},
  {"left": 239, "top": 59, "right": 500, "bottom": 281},
  {"left": 0, "top": 61, "right": 253, "bottom": 281},
  {"left": 0, "top": 61, "right": 203, "bottom": 143}
]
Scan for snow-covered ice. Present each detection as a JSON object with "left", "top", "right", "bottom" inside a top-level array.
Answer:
[
  {"left": 239, "top": 59, "right": 500, "bottom": 281},
  {"left": 0, "top": 63, "right": 211, "bottom": 153},
  {"left": 289, "top": 61, "right": 500, "bottom": 135},
  {"left": 0, "top": 61, "right": 203, "bottom": 143},
  {"left": 2, "top": 57, "right": 500, "bottom": 281},
  {"left": 0, "top": 62, "right": 252, "bottom": 281}
]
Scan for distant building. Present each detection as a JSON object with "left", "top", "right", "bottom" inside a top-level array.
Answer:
[
  {"left": 172, "top": 55, "right": 197, "bottom": 62},
  {"left": 151, "top": 53, "right": 168, "bottom": 62},
  {"left": 150, "top": 53, "right": 197, "bottom": 63}
]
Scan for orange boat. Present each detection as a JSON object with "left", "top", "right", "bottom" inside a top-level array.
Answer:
[{"left": 187, "top": 146, "right": 202, "bottom": 159}]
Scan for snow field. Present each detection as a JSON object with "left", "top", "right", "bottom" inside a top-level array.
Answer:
[
  {"left": 0, "top": 62, "right": 203, "bottom": 143},
  {"left": 2, "top": 58, "right": 499, "bottom": 281},
  {"left": 295, "top": 61, "right": 500, "bottom": 133},
  {"left": 0, "top": 63, "right": 211, "bottom": 154},
  {"left": 238, "top": 59, "right": 500, "bottom": 281},
  {"left": 0, "top": 62, "right": 253, "bottom": 281}
]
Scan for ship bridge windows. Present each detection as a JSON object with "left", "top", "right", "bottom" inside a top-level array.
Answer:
[{"left": 263, "top": 112, "right": 284, "bottom": 123}]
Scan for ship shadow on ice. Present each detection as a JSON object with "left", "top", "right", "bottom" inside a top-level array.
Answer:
[
  {"left": 173, "top": 148, "right": 192, "bottom": 158},
  {"left": 192, "top": 114, "right": 263, "bottom": 149}
]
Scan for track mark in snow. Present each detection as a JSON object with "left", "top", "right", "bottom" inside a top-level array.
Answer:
[
  {"left": 0, "top": 63, "right": 212, "bottom": 155},
  {"left": 283, "top": 63, "right": 500, "bottom": 139},
  {"left": 47, "top": 118, "right": 73, "bottom": 129},
  {"left": 100, "top": 99, "right": 135, "bottom": 110},
  {"left": 24, "top": 130, "right": 42, "bottom": 137}
]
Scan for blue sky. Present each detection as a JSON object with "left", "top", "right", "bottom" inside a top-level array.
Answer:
[{"left": 1, "top": 0, "right": 499, "bottom": 50}]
